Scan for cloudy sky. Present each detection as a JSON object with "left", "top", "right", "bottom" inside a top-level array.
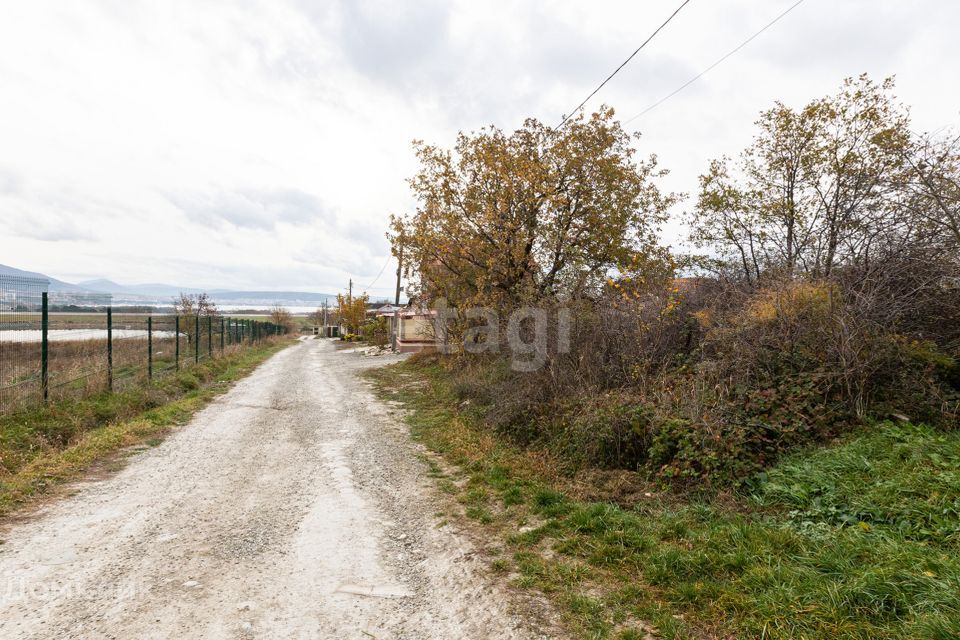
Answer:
[{"left": 1, "top": 0, "right": 957, "bottom": 297}]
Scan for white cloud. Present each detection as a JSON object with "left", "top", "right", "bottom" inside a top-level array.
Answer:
[{"left": 165, "top": 187, "right": 333, "bottom": 230}]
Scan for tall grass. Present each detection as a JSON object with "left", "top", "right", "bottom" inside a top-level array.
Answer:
[{"left": 1, "top": 324, "right": 245, "bottom": 412}]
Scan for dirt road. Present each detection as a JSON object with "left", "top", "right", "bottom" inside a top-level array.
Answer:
[{"left": 0, "top": 338, "right": 544, "bottom": 639}]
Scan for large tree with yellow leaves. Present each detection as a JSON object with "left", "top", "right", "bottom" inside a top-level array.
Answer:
[{"left": 390, "top": 108, "right": 676, "bottom": 310}]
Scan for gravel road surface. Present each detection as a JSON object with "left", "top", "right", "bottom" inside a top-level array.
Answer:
[{"left": 0, "top": 338, "right": 545, "bottom": 639}]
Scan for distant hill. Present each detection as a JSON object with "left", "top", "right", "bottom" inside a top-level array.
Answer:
[
  {"left": 78, "top": 279, "right": 207, "bottom": 298},
  {"left": 207, "top": 290, "right": 338, "bottom": 303},
  {"left": 2, "top": 264, "right": 340, "bottom": 306},
  {"left": 0, "top": 263, "right": 91, "bottom": 293},
  {"left": 78, "top": 282, "right": 339, "bottom": 305}
]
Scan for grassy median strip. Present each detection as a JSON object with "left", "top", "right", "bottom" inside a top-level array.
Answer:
[
  {"left": 0, "top": 339, "right": 292, "bottom": 518},
  {"left": 367, "top": 359, "right": 960, "bottom": 640}
]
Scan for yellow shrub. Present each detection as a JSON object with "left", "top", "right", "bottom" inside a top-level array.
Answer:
[
  {"left": 692, "top": 309, "right": 713, "bottom": 330},
  {"left": 746, "top": 282, "right": 836, "bottom": 325}
]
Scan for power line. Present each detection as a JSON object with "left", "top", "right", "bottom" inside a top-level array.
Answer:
[
  {"left": 624, "top": 0, "right": 807, "bottom": 125},
  {"left": 558, "top": 0, "right": 692, "bottom": 129},
  {"left": 362, "top": 255, "right": 392, "bottom": 291}
]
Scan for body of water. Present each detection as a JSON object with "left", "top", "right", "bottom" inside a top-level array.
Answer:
[
  {"left": 0, "top": 329, "right": 180, "bottom": 343},
  {"left": 216, "top": 305, "right": 320, "bottom": 314}
]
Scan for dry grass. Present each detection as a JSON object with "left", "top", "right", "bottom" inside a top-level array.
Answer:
[{"left": 1, "top": 326, "right": 243, "bottom": 412}]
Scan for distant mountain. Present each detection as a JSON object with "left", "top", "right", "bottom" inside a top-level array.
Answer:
[
  {"left": 2, "top": 264, "right": 340, "bottom": 306},
  {"left": 207, "top": 290, "right": 337, "bottom": 303},
  {"left": 78, "top": 282, "right": 338, "bottom": 304},
  {"left": 78, "top": 279, "right": 206, "bottom": 298},
  {"left": 0, "top": 263, "right": 91, "bottom": 293}
]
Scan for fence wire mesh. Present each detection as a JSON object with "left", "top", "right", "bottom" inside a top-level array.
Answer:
[
  {"left": 46, "top": 292, "right": 112, "bottom": 402},
  {"left": 0, "top": 275, "right": 48, "bottom": 411},
  {"left": 0, "top": 274, "right": 285, "bottom": 414}
]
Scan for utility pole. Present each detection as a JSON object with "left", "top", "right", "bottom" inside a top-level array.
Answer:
[
  {"left": 347, "top": 279, "right": 353, "bottom": 336},
  {"left": 393, "top": 246, "right": 403, "bottom": 352},
  {"left": 394, "top": 245, "right": 403, "bottom": 306}
]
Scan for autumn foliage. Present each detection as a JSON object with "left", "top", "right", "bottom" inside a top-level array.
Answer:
[
  {"left": 336, "top": 292, "right": 368, "bottom": 335},
  {"left": 390, "top": 108, "right": 676, "bottom": 310},
  {"left": 395, "top": 78, "right": 959, "bottom": 486}
]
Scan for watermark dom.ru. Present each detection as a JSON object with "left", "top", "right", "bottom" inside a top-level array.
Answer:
[{"left": 1, "top": 574, "right": 146, "bottom": 605}]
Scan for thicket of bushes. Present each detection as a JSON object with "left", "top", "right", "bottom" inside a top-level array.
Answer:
[
  {"left": 438, "top": 271, "right": 959, "bottom": 486},
  {"left": 395, "top": 76, "right": 960, "bottom": 487}
]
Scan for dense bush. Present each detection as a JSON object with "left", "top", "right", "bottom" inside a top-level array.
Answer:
[{"left": 435, "top": 273, "right": 958, "bottom": 487}]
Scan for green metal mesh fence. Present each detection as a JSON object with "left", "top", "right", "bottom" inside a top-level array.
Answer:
[
  {"left": 0, "top": 274, "right": 286, "bottom": 414},
  {"left": 0, "top": 275, "right": 47, "bottom": 411}
]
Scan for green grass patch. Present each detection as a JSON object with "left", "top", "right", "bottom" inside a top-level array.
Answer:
[
  {"left": 0, "top": 339, "right": 292, "bottom": 518},
  {"left": 366, "top": 359, "right": 960, "bottom": 639},
  {"left": 749, "top": 423, "right": 960, "bottom": 546}
]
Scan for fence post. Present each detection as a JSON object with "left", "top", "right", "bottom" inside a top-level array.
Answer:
[
  {"left": 147, "top": 316, "right": 153, "bottom": 380},
  {"left": 41, "top": 291, "right": 49, "bottom": 403},
  {"left": 107, "top": 306, "right": 113, "bottom": 392},
  {"left": 195, "top": 314, "right": 200, "bottom": 363},
  {"left": 207, "top": 316, "right": 212, "bottom": 358},
  {"left": 175, "top": 315, "right": 180, "bottom": 370},
  {"left": 220, "top": 317, "right": 225, "bottom": 353}
]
